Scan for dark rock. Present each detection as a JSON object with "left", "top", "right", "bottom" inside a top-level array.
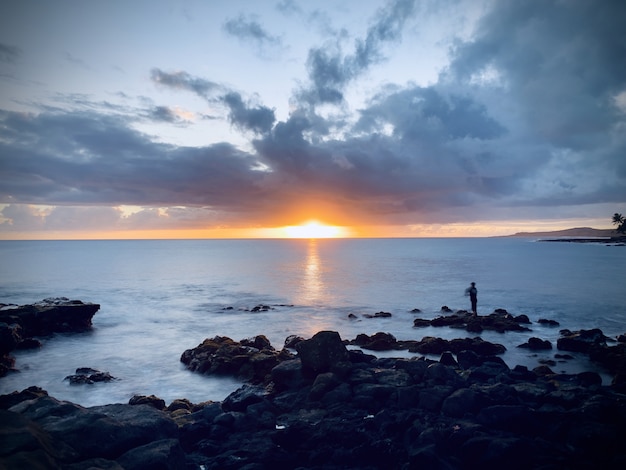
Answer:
[
  {"left": 270, "top": 358, "right": 305, "bottom": 390},
  {"left": 410, "top": 308, "right": 422, "bottom": 313},
  {"left": 362, "top": 311, "right": 392, "bottom": 318},
  {"left": 222, "top": 384, "right": 267, "bottom": 412},
  {"left": 442, "top": 388, "right": 480, "bottom": 417},
  {"left": 250, "top": 304, "right": 271, "bottom": 312},
  {"left": 351, "top": 332, "right": 398, "bottom": 351},
  {"left": 439, "top": 351, "right": 458, "bottom": 367},
  {"left": 295, "top": 331, "right": 350, "bottom": 375},
  {"left": 116, "top": 438, "right": 186, "bottom": 470},
  {"left": 0, "top": 298, "right": 100, "bottom": 337},
  {"left": 15, "top": 337, "right": 42, "bottom": 350},
  {"left": 518, "top": 337, "right": 552, "bottom": 350},
  {"left": 538, "top": 318, "right": 560, "bottom": 326},
  {"left": 413, "top": 318, "right": 431, "bottom": 327},
  {"left": 0, "top": 298, "right": 100, "bottom": 376},
  {"left": 241, "top": 335, "right": 274, "bottom": 351},
  {"left": 283, "top": 334, "right": 305, "bottom": 349},
  {"left": 0, "top": 322, "right": 22, "bottom": 355},
  {"left": 557, "top": 328, "right": 608, "bottom": 353},
  {"left": 4, "top": 329, "right": 626, "bottom": 469},
  {"left": 0, "top": 386, "right": 48, "bottom": 410},
  {"left": 180, "top": 335, "right": 291, "bottom": 383},
  {"left": 65, "top": 368, "right": 116, "bottom": 385},
  {"left": 129, "top": 395, "right": 166, "bottom": 410},
  {"left": 411, "top": 309, "right": 532, "bottom": 333},
  {"left": 5, "top": 395, "right": 178, "bottom": 464}
]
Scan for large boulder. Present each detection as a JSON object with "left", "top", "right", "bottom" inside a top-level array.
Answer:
[
  {"left": 295, "top": 331, "right": 350, "bottom": 375},
  {"left": 557, "top": 328, "right": 608, "bottom": 353},
  {"left": 180, "top": 335, "right": 292, "bottom": 383},
  {"left": 0, "top": 298, "right": 100, "bottom": 337}
]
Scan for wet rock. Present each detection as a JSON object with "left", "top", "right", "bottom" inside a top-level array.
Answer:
[
  {"left": 518, "top": 337, "right": 552, "bottom": 350},
  {"left": 180, "top": 335, "right": 292, "bottom": 383},
  {"left": 408, "top": 336, "right": 506, "bottom": 356},
  {"left": 352, "top": 332, "right": 398, "bottom": 351},
  {"left": 538, "top": 318, "right": 560, "bottom": 326},
  {"left": 557, "top": 328, "right": 609, "bottom": 353},
  {"left": 65, "top": 368, "right": 116, "bottom": 385},
  {"left": 4, "top": 329, "right": 626, "bottom": 469},
  {"left": 0, "top": 298, "right": 100, "bottom": 337},
  {"left": 363, "top": 311, "right": 392, "bottom": 318},
  {"left": 295, "top": 330, "right": 350, "bottom": 375},
  {"left": 0, "top": 298, "right": 100, "bottom": 376},
  {"left": 283, "top": 334, "right": 305, "bottom": 349},
  {"left": 129, "top": 395, "right": 166, "bottom": 410},
  {"left": 411, "top": 309, "right": 532, "bottom": 333}
]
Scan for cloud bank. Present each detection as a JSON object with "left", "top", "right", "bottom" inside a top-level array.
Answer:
[{"left": 1, "top": 0, "right": 625, "bottom": 235}]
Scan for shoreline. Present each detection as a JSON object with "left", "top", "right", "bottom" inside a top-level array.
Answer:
[
  {"left": 2, "top": 299, "right": 626, "bottom": 468},
  {"left": 3, "top": 329, "right": 626, "bottom": 469}
]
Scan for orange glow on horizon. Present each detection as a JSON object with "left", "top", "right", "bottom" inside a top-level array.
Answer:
[{"left": 282, "top": 221, "right": 348, "bottom": 239}]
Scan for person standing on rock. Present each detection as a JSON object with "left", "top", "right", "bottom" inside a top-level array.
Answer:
[{"left": 465, "top": 282, "right": 478, "bottom": 315}]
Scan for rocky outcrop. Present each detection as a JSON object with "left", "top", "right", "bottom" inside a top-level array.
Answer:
[
  {"left": 0, "top": 298, "right": 100, "bottom": 377},
  {"left": 0, "top": 386, "right": 184, "bottom": 469},
  {"left": 349, "top": 332, "right": 507, "bottom": 356},
  {"left": 64, "top": 367, "right": 116, "bottom": 385},
  {"left": 4, "top": 330, "right": 626, "bottom": 469},
  {"left": 180, "top": 334, "right": 294, "bottom": 383},
  {"left": 413, "top": 309, "right": 532, "bottom": 333},
  {"left": 0, "top": 297, "right": 100, "bottom": 337}
]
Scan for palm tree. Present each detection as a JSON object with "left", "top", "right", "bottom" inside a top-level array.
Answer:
[{"left": 612, "top": 213, "right": 625, "bottom": 234}]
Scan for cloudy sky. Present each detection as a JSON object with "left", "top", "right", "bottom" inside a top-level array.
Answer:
[{"left": 1, "top": 0, "right": 625, "bottom": 239}]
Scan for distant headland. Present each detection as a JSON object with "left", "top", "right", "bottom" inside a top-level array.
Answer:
[{"left": 501, "top": 227, "right": 625, "bottom": 244}]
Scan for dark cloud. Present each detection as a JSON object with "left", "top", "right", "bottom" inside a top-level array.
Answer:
[
  {"left": 151, "top": 69, "right": 275, "bottom": 134},
  {"left": 148, "top": 105, "right": 179, "bottom": 123},
  {"left": 1, "top": 0, "right": 625, "bottom": 233},
  {"left": 223, "top": 14, "right": 282, "bottom": 50},
  {"left": 447, "top": 0, "right": 626, "bottom": 151},
  {"left": 299, "top": 0, "right": 416, "bottom": 105},
  {"left": 0, "top": 43, "right": 20, "bottom": 63},
  {"left": 150, "top": 68, "right": 221, "bottom": 98},
  {"left": 223, "top": 92, "right": 275, "bottom": 134},
  {"left": 0, "top": 109, "right": 267, "bottom": 209}
]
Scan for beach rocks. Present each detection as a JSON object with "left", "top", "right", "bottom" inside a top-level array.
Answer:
[
  {"left": 0, "top": 298, "right": 100, "bottom": 337},
  {"left": 348, "top": 332, "right": 507, "bottom": 357},
  {"left": 518, "top": 337, "right": 552, "bottom": 350},
  {"left": 413, "top": 309, "right": 532, "bottom": 333},
  {"left": 64, "top": 367, "right": 116, "bottom": 385},
  {"left": 295, "top": 330, "right": 350, "bottom": 375},
  {"left": 557, "top": 328, "right": 609, "bottom": 353},
  {"left": 0, "top": 298, "right": 100, "bottom": 377},
  {"left": 4, "top": 329, "right": 626, "bottom": 469},
  {"left": 180, "top": 334, "right": 294, "bottom": 383},
  {"left": 0, "top": 392, "right": 183, "bottom": 469}
]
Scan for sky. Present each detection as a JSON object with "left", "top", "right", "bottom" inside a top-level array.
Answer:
[{"left": 0, "top": 0, "right": 625, "bottom": 239}]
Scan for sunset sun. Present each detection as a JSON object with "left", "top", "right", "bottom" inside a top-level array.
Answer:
[{"left": 283, "top": 221, "right": 345, "bottom": 239}]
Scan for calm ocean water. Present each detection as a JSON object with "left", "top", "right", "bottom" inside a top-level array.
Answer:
[{"left": 1, "top": 238, "right": 625, "bottom": 406}]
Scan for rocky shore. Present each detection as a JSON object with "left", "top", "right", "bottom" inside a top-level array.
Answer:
[
  {"left": 2, "top": 301, "right": 626, "bottom": 469},
  {"left": 0, "top": 298, "right": 100, "bottom": 377}
]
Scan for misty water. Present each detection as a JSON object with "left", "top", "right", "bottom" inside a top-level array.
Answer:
[{"left": 1, "top": 238, "right": 625, "bottom": 407}]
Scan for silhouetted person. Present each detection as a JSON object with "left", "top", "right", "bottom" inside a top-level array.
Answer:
[{"left": 465, "top": 282, "right": 478, "bottom": 315}]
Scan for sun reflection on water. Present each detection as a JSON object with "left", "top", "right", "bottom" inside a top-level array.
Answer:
[{"left": 298, "top": 239, "right": 325, "bottom": 306}]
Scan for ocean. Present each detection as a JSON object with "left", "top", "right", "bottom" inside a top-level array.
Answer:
[{"left": 1, "top": 238, "right": 625, "bottom": 406}]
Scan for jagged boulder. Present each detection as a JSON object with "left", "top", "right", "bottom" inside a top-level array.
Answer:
[
  {"left": 180, "top": 335, "right": 293, "bottom": 383},
  {"left": 0, "top": 298, "right": 100, "bottom": 337},
  {"left": 295, "top": 330, "right": 350, "bottom": 375},
  {"left": 557, "top": 328, "right": 609, "bottom": 353}
]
